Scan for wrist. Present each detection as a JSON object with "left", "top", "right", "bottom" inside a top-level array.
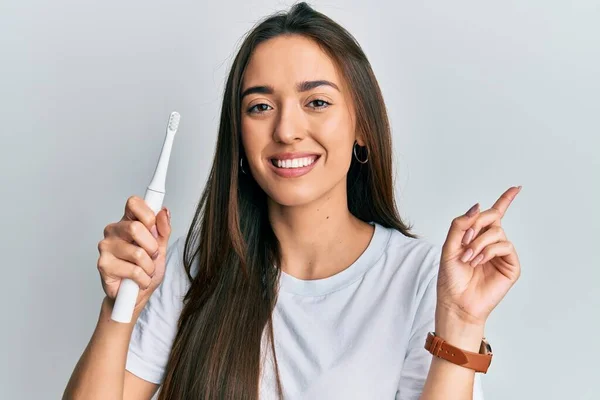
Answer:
[
  {"left": 101, "top": 295, "right": 115, "bottom": 316},
  {"left": 100, "top": 296, "right": 146, "bottom": 325},
  {"left": 435, "top": 303, "right": 485, "bottom": 353}
]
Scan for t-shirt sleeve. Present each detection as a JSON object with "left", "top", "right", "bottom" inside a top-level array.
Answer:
[
  {"left": 396, "top": 260, "right": 485, "bottom": 399},
  {"left": 125, "top": 236, "right": 188, "bottom": 384}
]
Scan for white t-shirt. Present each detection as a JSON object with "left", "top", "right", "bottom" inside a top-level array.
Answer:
[{"left": 126, "top": 222, "right": 484, "bottom": 399}]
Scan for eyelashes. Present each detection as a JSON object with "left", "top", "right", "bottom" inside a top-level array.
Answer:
[
  {"left": 248, "top": 103, "right": 272, "bottom": 114},
  {"left": 246, "top": 99, "right": 332, "bottom": 114}
]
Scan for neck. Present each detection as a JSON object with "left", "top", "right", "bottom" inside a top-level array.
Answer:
[{"left": 268, "top": 185, "right": 374, "bottom": 281}]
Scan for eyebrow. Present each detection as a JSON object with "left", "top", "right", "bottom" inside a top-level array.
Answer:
[{"left": 240, "top": 80, "right": 340, "bottom": 100}]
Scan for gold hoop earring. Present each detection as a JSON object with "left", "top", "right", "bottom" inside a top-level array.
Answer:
[
  {"left": 353, "top": 142, "right": 369, "bottom": 164},
  {"left": 240, "top": 157, "right": 247, "bottom": 174}
]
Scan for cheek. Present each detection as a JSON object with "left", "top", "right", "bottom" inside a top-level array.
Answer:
[
  {"left": 310, "top": 109, "right": 355, "bottom": 161},
  {"left": 241, "top": 118, "right": 270, "bottom": 158}
]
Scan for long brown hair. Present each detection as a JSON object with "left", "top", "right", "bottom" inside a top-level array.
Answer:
[{"left": 158, "top": 2, "right": 417, "bottom": 399}]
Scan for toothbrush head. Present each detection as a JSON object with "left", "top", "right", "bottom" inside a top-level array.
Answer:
[{"left": 167, "top": 111, "right": 181, "bottom": 133}]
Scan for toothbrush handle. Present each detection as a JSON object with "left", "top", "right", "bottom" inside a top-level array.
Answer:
[{"left": 110, "top": 188, "right": 165, "bottom": 323}]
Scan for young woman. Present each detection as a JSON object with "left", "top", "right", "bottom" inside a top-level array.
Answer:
[{"left": 64, "top": 3, "right": 521, "bottom": 399}]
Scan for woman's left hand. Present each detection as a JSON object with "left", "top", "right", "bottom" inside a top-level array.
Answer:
[{"left": 437, "top": 186, "right": 522, "bottom": 328}]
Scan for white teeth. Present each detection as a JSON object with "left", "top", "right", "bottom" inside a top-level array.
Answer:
[{"left": 273, "top": 156, "right": 317, "bottom": 169}]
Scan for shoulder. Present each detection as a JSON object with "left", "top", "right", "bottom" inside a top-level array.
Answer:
[
  {"left": 377, "top": 224, "right": 441, "bottom": 293},
  {"left": 126, "top": 235, "right": 193, "bottom": 384}
]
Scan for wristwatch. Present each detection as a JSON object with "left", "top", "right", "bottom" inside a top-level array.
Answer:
[{"left": 424, "top": 332, "right": 493, "bottom": 373}]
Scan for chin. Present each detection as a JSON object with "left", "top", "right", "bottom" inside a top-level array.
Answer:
[{"left": 263, "top": 185, "right": 325, "bottom": 208}]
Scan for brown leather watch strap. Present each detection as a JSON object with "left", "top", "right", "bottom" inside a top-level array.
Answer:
[{"left": 424, "top": 332, "right": 493, "bottom": 373}]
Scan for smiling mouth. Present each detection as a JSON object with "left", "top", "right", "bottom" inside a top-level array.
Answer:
[{"left": 270, "top": 155, "right": 320, "bottom": 169}]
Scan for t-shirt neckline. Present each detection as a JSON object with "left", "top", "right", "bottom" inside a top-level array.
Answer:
[{"left": 278, "top": 222, "right": 391, "bottom": 297}]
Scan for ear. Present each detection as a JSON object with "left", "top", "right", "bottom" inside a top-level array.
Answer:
[{"left": 355, "top": 133, "right": 366, "bottom": 147}]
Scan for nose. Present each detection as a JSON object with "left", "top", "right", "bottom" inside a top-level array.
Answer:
[{"left": 272, "top": 103, "right": 305, "bottom": 144}]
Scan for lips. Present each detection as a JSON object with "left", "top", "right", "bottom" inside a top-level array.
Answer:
[
  {"left": 270, "top": 155, "right": 318, "bottom": 169},
  {"left": 267, "top": 153, "right": 321, "bottom": 178}
]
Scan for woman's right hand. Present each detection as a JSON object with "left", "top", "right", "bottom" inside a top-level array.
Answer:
[{"left": 97, "top": 195, "right": 172, "bottom": 309}]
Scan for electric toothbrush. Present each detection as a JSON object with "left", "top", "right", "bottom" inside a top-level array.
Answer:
[{"left": 111, "top": 111, "right": 180, "bottom": 323}]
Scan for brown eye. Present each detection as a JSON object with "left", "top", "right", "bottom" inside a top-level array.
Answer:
[
  {"left": 308, "top": 99, "right": 331, "bottom": 109},
  {"left": 248, "top": 103, "right": 272, "bottom": 114}
]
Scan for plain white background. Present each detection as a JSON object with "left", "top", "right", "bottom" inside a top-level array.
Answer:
[{"left": 1, "top": 0, "right": 598, "bottom": 399}]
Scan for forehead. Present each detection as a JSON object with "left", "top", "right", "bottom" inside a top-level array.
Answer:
[{"left": 243, "top": 35, "right": 343, "bottom": 89}]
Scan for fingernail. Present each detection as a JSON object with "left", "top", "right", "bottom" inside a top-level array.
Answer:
[
  {"left": 471, "top": 254, "right": 484, "bottom": 267},
  {"left": 517, "top": 185, "right": 522, "bottom": 192},
  {"left": 151, "top": 225, "right": 158, "bottom": 239},
  {"left": 463, "top": 228, "right": 475, "bottom": 245},
  {"left": 461, "top": 248, "right": 474, "bottom": 263},
  {"left": 465, "top": 203, "right": 479, "bottom": 217},
  {"left": 151, "top": 250, "right": 159, "bottom": 260},
  {"left": 166, "top": 207, "right": 171, "bottom": 222}
]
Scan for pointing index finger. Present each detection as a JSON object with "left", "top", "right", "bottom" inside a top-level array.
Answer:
[{"left": 491, "top": 186, "right": 522, "bottom": 224}]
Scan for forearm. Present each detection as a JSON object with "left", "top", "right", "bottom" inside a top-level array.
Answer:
[
  {"left": 63, "top": 297, "right": 144, "bottom": 400},
  {"left": 420, "top": 309, "right": 485, "bottom": 400}
]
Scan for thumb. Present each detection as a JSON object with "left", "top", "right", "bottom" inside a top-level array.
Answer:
[
  {"left": 442, "top": 202, "right": 480, "bottom": 256},
  {"left": 155, "top": 206, "right": 172, "bottom": 253}
]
